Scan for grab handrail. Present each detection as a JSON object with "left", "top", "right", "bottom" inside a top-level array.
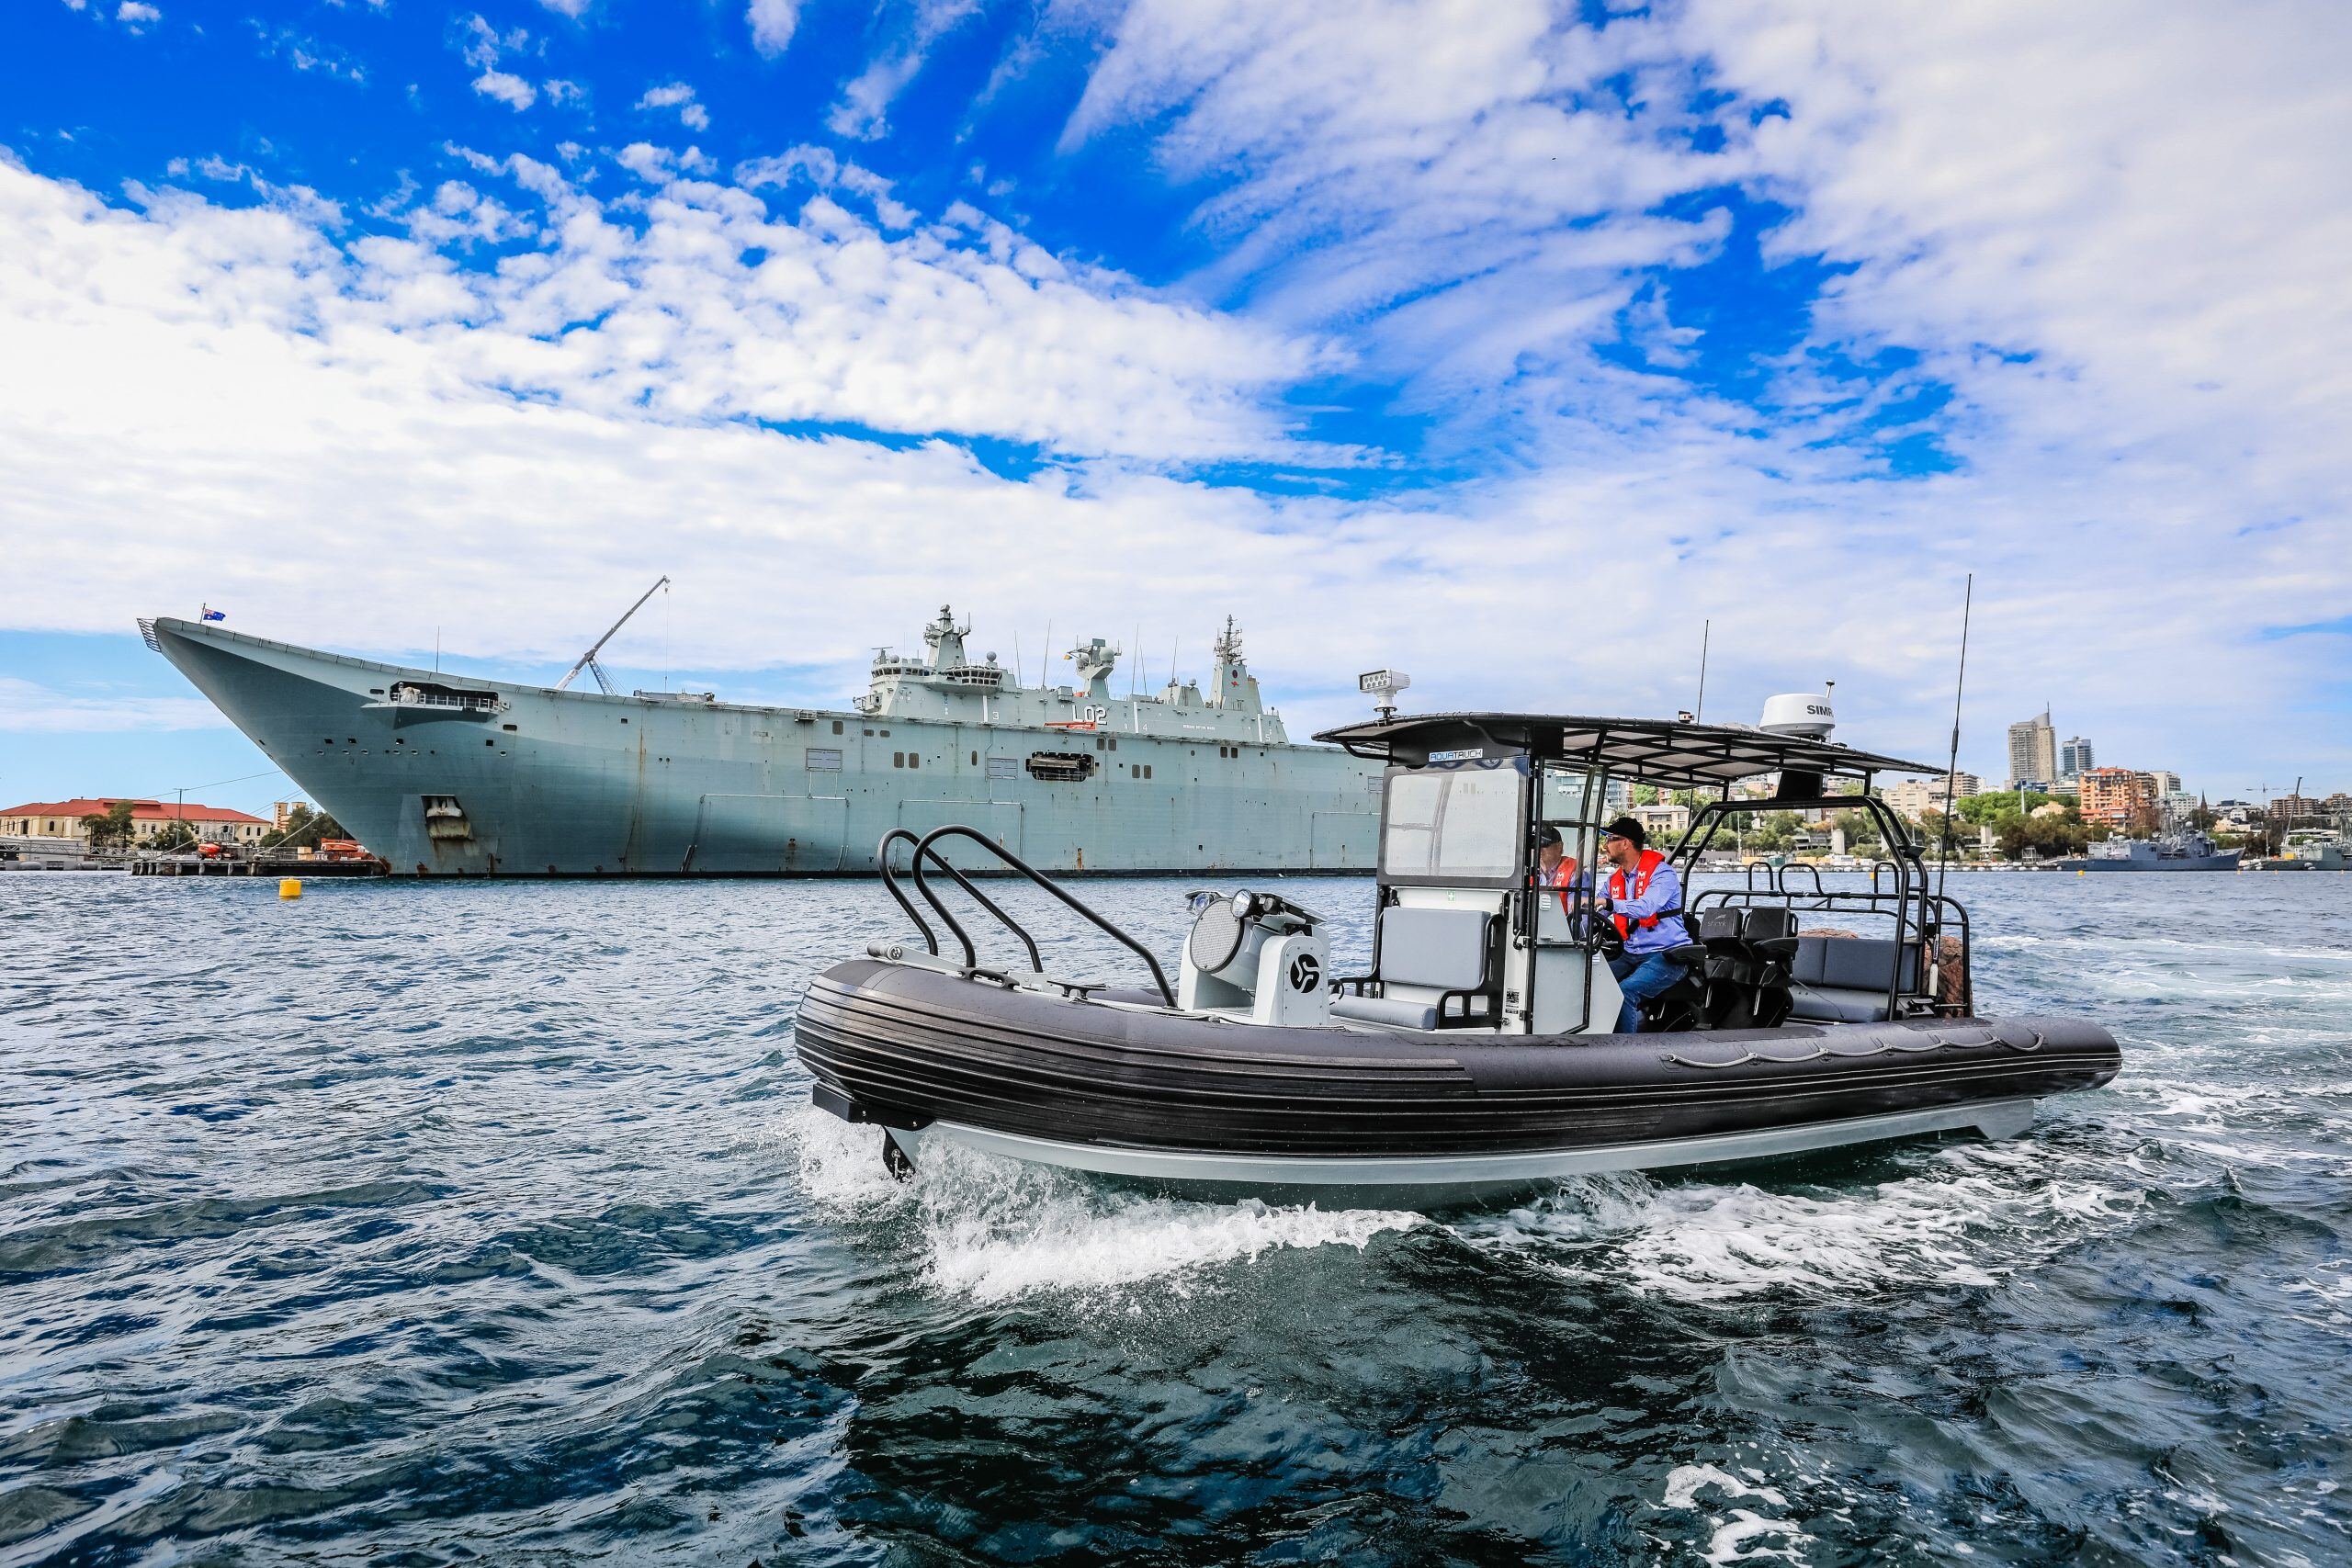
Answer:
[
  {"left": 910, "top": 840, "right": 1044, "bottom": 974},
  {"left": 876, "top": 826, "right": 1176, "bottom": 1005}
]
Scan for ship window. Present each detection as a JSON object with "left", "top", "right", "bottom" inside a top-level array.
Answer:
[
  {"left": 1145, "top": 765, "right": 1153, "bottom": 779},
  {"left": 502, "top": 724, "right": 517, "bottom": 732},
  {"left": 970, "top": 751, "right": 978, "bottom": 765},
  {"left": 1130, "top": 763, "right": 1140, "bottom": 779},
  {"left": 864, "top": 728, "right": 874, "bottom": 737},
  {"left": 833, "top": 720, "right": 843, "bottom": 734},
  {"left": 806, "top": 748, "right": 842, "bottom": 772},
  {"left": 1109, "top": 739, "right": 1118, "bottom": 750},
  {"left": 880, "top": 728, "right": 890, "bottom": 737},
  {"left": 893, "top": 751, "right": 904, "bottom": 768},
  {"left": 908, "top": 753, "right": 918, "bottom": 770}
]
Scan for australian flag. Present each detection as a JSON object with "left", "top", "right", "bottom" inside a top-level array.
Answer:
[{"left": 201, "top": 605, "right": 227, "bottom": 622}]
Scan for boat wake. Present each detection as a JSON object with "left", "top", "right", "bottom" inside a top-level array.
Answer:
[
  {"left": 1443, "top": 1137, "right": 2149, "bottom": 1304},
  {"left": 782, "top": 1106, "right": 1421, "bottom": 1304}
]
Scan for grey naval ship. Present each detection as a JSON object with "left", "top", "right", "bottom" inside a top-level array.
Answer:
[{"left": 141, "top": 606, "right": 1380, "bottom": 877}]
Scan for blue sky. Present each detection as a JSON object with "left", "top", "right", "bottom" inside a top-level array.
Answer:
[{"left": 4, "top": 0, "right": 2348, "bottom": 815}]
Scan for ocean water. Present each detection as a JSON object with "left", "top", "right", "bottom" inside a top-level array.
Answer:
[{"left": 3, "top": 869, "right": 2347, "bottom": 1566}]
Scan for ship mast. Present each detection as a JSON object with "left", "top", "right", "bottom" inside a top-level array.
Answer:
[{"left": 557, "top": 576, "right": 670, "bottom": 694}]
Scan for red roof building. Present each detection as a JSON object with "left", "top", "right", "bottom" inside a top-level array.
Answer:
[{"left": 2, "top": 798, "right": 272, "bottom": 845}]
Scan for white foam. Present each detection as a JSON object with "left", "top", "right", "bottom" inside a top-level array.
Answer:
[
  {"left": 1663, "top": 1463, "right": 1789, "bottom": 1510},
  {"left": 777, "top": 1105, "right": 1423, "bottom": 1304},
  {"left": 1703, "top": 1509, "right": 1807, "bottom": 1567},
  {"left": 1453, "top": 1142, "right": 2145, "bottom": 1304},
  {"left": 1660, "top": 1466, "right": 1808, "bottom": 1566}
]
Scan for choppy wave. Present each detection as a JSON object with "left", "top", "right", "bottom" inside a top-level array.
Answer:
[{"left": 2, "top": 871, "right": 2347, "bottom": 1565}]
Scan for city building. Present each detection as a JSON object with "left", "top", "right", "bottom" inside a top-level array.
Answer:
[
  {"left": 0, "top": 798, "right": 271, "bottom": 848},
  {"left": 1881, "top": 773, "right": 1983, "bottom": 821},
  {"left": 2007, "top": 709, "right": 2056, "bottom": 790},
  {"left": 1632, "top": 802, "right": 1692, "bottom": 843},
  {"left": 2076, "top": 769, "right": 2158, "bottom": 829},
  {"left": 2059, "top": 736, "right": 2095, "bottom": 783},
  {"left": 2149, "top": 770, "right": 2182, "bottom": 797}
]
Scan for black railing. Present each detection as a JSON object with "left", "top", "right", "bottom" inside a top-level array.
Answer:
[{"left": 876, "top": 827, "right": 1176, "bottom": 1006}]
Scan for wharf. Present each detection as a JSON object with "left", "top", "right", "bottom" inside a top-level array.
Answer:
[{"left": 130, "top": 854, "right": 389, "bottom": 879}]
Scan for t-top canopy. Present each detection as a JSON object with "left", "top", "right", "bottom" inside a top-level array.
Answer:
[{"left": 1313, "top": 713, "right": 1942, "bottom": 789}]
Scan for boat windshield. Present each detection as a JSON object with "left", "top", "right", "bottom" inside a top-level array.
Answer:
[{"left": 1381, "top": 764, "right": 1522, "bottom": 883}]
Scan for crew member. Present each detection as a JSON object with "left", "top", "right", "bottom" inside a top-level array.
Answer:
[
  {"left": 1594, "top": 815, "right": 1690, "bottom": 1032},
  {"left": 1533, "top": 827, "right": 1587, "bottom": 913}
]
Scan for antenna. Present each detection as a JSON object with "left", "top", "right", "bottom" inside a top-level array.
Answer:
[
  {"left": 1936, "top": 574, "right": 1973, "bottom": 907},
  {"left": 557, "top": 576, "right": 670, "bottom": 694},
  {"left": 1695, "top": 618, "right": 1710, "bottom": 723}
]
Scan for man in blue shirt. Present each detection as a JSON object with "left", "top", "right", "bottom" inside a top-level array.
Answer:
[{"left": 1594, "top": 815, "right": 1691, "bottom": 1032}]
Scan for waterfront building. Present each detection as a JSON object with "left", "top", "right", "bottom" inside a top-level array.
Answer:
[
  {"left": 0, "top": 798, "right": 271, "bottom": 847},
  {"left": 1881, "top": 773, "right": 1982, "bottom": 821},
  {"left": 2076, "top": 769, "right": 2158, "bottom": 829},
  {"left": 1633, "top": 802, "right": 1692, "bottom": 842},
  {"left": 2007, "top": 710, "right": 2057, "bottom": 790},
  {"left": 2059, "top": 737, "right": 2095, "bottom": 783}
]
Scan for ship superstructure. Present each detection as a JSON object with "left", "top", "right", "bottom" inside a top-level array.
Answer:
[{"left": 142, "top": 606, "right": 1380, "bottom": 877}]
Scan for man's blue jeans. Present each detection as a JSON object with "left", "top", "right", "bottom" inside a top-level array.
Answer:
[{"left": 1608, "top": 951, "right": 1681, "bottom": 1033}]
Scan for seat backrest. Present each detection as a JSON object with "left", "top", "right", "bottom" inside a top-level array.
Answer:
[
  {"left": 1377, "top": 906, "right": 1493, "bottom": 992},
  {"left": 1792, "top": 934, "right": 1919, "bottom": 993},
  {"left": 1696, "top": 907, "right": 1743, "bottom": 945},
  {"left": 1742, "top": 907, "right": 1798, "bottom": 944}
]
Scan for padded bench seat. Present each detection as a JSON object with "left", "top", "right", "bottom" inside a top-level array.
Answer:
[
  {"left": 1786, "top": 933, "right": 1920, "bottom": 1022},
  {"left": 1330, "top": 994, "right": 1443, "bottom": 1031},
  {"left": 1334, "top": 905, "right": 1494, "bottom": 1032}
]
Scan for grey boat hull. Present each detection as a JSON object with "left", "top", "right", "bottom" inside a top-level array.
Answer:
[
  {"left": 146, "top": 619, "right": 1379, "bottom": 878},
  {"left": 798, "top": 958, "right": 2123, "bottom": 1205}
]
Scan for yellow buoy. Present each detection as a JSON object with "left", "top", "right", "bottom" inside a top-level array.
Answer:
[
  {"left": 2077, "top": 869, "right": 2085, "bottom": 876},
  {"left": 279, "top": 878, "right": 302, "bottom": 899}
]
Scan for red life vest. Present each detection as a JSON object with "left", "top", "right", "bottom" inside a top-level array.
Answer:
[
  {"left": 1547, "top": 856, "right": 1580, "bottom": 915},
  {"left": 1608, "top": 849, "right": 1670, "bottom": 940}
]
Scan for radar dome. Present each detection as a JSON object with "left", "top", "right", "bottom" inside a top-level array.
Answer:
[{"left": 1759, "top": 693, "right": 1836, "bottom": 739}]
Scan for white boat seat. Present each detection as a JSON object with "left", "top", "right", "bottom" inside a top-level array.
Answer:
[
  {"left": 1786, "top": 934, "right": 1921, "bottom": 1023},
  {"left": 1331, "top": 905, "right": 1493, "bottom": 1031}
]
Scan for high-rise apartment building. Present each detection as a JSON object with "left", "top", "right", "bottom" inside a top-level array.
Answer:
[
  {"left": 2007, "top": 709, "right": 2057, "bottom": 791},
  {"left": 2059, "top": 737, "right": 2095, "bottom": 782},
  {"left": 2077, "top": 768, "right": 2158, "bottom": 828}
]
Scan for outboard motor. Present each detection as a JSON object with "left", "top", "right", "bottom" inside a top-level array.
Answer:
[{"left": 1180, "top": 890, "right": 1331, "bottom": 1026}]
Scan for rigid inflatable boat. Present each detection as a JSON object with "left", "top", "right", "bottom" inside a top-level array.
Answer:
[{"left": 798, "top": 698, "right": 2121, "bottom": 1204}]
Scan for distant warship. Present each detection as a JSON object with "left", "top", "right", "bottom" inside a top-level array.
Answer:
[
  {"left": 143, "top": 604, "right": 1380, "bottom": 877},
  {"left": 2063, "top": 829, "right": 2242, "bottom": 872}
]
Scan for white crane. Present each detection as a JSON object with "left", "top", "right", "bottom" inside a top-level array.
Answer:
[{"left": 556, "top": 577, "right": 669, "bottom": 695}]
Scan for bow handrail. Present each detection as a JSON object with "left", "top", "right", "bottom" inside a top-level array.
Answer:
[{"left": 875, "top": 825, "right": 1175, "bottom": 1006}]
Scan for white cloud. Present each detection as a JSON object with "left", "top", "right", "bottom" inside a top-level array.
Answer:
[
  {"left": 747, "top": 0, "right": 797, "bottom": 58},
  {"left": 536, "top": 0, "right": 592, "bottom": 15},
  {"left": 470, "top": 70, "right": 537, "bottom": 111},
  {"left": 829, "top": 0, "right": 982, "bottom": 141},
  {"left": 1037, "top": 0, "right": 2352, "bottom": 785},
  {"left": 0, "top": 677, "right": 226, "bottom": 733},
  {"left": 115, "top": 0, "right": 158, "bottom": 27},
  {"left": 636, "top": 82, "right": 710, "bottom": 132},
  {"left": 0, "top": 153, "right": 1366, "bottom": 683}
]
